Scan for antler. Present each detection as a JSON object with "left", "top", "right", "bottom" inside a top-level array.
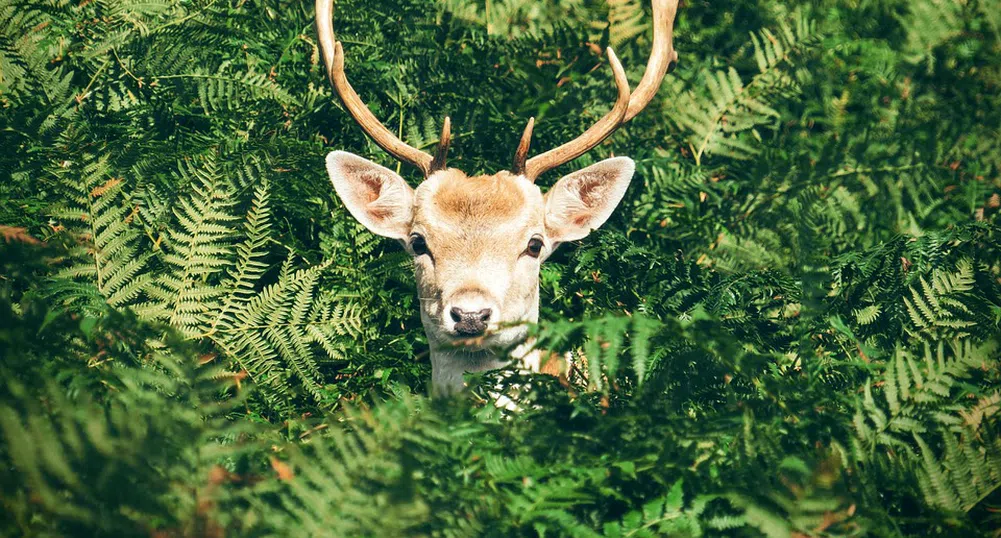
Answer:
[
  {"left": 316, "top": 0, "right": 450, "bottom": 177},
  {"left": 513, "top": 0, "right": 680, "bottom": 182}
]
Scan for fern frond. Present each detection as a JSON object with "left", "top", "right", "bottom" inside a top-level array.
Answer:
[
  {"left": 268, "top": 398, "right": 438, "bottom": 535},
  {"left": 899, "top": 0, "right": 965, "bottom": 71},
  {"left": 903, "top": 259, "right": 977, "bottom": 339},
  {"left": 604, "top": 0, "right": 646, "bottom": 48},
  {"left": 855, "top": 339, "right": 999, "bottom": 459},
  {"left": 144, "top": 157, "right": 238, "bottom": 334},
  {"left": 673, "top": 10, "right": 816, "bottom": 165},
  {"left": 854, "top": 304, "right": 881, "bottom": 326},
  {"left": 48, "top": 155, "right": 152, "bottom": 314},
  {"left": 603, "top": 480, "right": 709, "bottom": 537},
  {"left": 915, "top": 428, "right": 1001, "bottom": 512},
  {"left": 210, "top": 182, "right": 273, "bottom": 332},
  {"left": 212, "top": 257, "right": 353, "bottom": 403},
  {"left": 154, "top": 60, "right": 299, "bottom": 114}
]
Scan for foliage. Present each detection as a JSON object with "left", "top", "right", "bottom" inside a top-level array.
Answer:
[{"left": 2, "top": 0, "right": 1001, "bottom": 535}]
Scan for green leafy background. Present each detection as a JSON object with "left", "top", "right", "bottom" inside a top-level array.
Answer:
[{"left": 2, "top": 0, "right": 1000, "bottom": 535}]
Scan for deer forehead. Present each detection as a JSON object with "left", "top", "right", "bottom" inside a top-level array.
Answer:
[{"left": 413, "top": 169, "right": 545, "bottom": 242}]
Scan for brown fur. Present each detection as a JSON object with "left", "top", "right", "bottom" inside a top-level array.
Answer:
[
  {"left": 432, "top": 170, "right": 525, "bottom": 221},
  {"left": 539, "top": 352, "right": 565, "bottom": 377}
]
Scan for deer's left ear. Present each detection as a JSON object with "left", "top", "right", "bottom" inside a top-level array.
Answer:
[{"left": 543, "top": 157, "right": 635, "bottom": 243}]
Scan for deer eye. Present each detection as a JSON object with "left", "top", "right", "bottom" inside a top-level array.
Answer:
[
  {"left": 525, "top": 236, "right": 544, "bottom": 258},
  {"left": 410, "top": 234, "right": 431, "bottom": 257}
]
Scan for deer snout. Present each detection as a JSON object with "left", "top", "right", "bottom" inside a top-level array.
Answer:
[
  {"left": 444, "top": 289, "right": 498, "bottom": 337},
  {"left": 449, "top": 307, "right": 492, "bottom": 336}
]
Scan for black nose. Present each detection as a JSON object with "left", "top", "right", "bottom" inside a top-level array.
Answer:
[{"left": 450, "top": 307, "right": 491, "bottom": 336}]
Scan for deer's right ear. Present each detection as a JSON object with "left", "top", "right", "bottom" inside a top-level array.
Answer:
[{"left": 326, "top": 151, "right": 415, "bottom": 240}]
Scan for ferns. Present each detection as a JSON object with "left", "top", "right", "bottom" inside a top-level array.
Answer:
[
  {"left": 142, "top": 157, "right": 239, "bottom": 333},
  {"left": 603, "top": 0, "right": 648, "bottom": 48},
  {"left": 96, "top": 0, "right": 183, "bottom": 36},
  {"left": 257, "top": 398, "right": 437, "bottom": 535},
  {"left": 854, "top": 304, "right": 881, "bottom": 326},
  {"left": 210, "top": 183, "right": 273, "bottom": 333},
  {"left": 211, "top": 258, "right": 336, "bottom": 402},
  {"left": 898, "top": 0, "right": 966, "bottom": 70},
  {"left": 49, "top": 154, "right": 152, "bottom": 314},
  {"left": 602, "top": 480, "right": 708, "bottom": 537},
  {"left": 852, "top": 330, "right": 1001, "bottom": 515},
  {"left": 674, "top": 67, "right": 776, "bottom": 165},
  {"left": 531, "top": 314, "right": 660, "bottom": 391},
  {"left": 3, "top": 0, "right": 1001, "bottom": 535},
  {"left": 47, "top": 151, "right": 364, "bottom": 405},
  {"left": 672, "top": 10, "right": 816, "bottom": 165},
  {"left": 0, "top": 0, "right": 53, "bottom": 100},
  {"left": 915, "top": 428, "right": 1001, "bottom": 513},
  {"left": 903, "top": 258, "right": 978, "bottom": 339},
  {"left": 854, "top": 339, "right": 997, "bottom": 459},
  {"left": 167, "top": 62, "right": 300, "bottom": 114},
  {"left": 436, "top": 0, "right": 588, "bottom": 38},
  {"left": 0, "top": 299, "right": 250, "bottom": 537}
]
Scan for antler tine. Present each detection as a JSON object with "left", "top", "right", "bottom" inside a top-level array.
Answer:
[
  {"left": 516, "top": 0, "right": 680, "bottom": 181},
  {"left": 512, "top": 117, "right": 534, "bottom": 175},
  {"left": 316, "top": 0, "right": 435, "bottom": 177},
  {"left": 521, "top": 48, "right": 630, "bottom": 182},
  {"left": 625, "top": 0, "right": 679, "bottom": 122},
  {"left": 430, "top": 116, "right": 451, "bottom": 173}
]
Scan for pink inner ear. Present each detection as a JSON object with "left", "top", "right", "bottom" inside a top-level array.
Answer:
[
  {"left": 369, "top": 207, "right": 393, "bottom": 221},
  {"left": 577, "top": 177, "right": 602, "bottom": 206},
  {"left": 567, "top": 176, "right": 605, "bottom": 227},
  {"left": 358, "top": 173, "right": 393, "bottom": 221},
  {"left": 360, "top": 172, "right": 382, "bottom": 204}
]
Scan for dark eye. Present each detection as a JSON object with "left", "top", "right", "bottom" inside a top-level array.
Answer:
[
  {"left": 410, "top": 234, "right": 431, "bottom": 257},
  {"left": 525, "top": 236, "right": 544, "bottom": 258}
]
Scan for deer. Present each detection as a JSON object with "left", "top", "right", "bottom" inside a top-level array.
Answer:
[{"left": 316, "top": 0, "right": 679, "bottom": 395}]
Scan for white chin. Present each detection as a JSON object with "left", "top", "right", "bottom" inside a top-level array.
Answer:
[{"left": 431, "top": 326, "right": 527, "bottom": 353}]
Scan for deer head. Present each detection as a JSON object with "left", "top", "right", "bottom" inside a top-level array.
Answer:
[{"left": 316, "top": 0, "right": 679, "bottom": 394}]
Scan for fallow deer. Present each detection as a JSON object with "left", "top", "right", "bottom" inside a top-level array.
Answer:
[{"left": 316, "top": 0, "right": 679, "bottom": 395}]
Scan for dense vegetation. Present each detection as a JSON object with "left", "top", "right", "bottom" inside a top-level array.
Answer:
[{"left": 2, "top": 0, "right": 1001, "bottom": 535}]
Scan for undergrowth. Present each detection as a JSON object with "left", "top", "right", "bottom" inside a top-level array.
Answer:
[{"left": 2, "top": 0, "right": 1000, "bottom": 535}]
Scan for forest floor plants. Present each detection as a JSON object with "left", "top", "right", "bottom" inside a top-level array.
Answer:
[{"left": 2, "top": 0, "right": 1000, "bottom": 535}]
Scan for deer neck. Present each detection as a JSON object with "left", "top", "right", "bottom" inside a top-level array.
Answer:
[{"left": 429, "top": 347, "right": 508, "bottom": 395}]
